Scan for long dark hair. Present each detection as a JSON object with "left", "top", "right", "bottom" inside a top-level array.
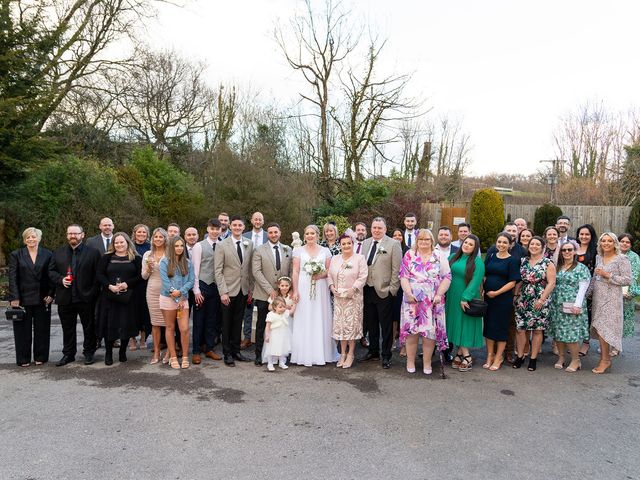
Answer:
[
  {"left": 576, "top": 224, "right": 597, "bottom": 267},
  {"left": 166, "top": 235, "right": 189, "bottom": 277},
  {"left": 449, "top": 234, "right": 480, "bottom": 285}
]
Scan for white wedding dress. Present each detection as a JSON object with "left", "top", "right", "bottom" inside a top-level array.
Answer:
[{"left": 290, "top": 246, "right": 339, "bottom": 366}]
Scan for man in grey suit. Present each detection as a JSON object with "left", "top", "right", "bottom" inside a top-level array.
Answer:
[
  {"left": 360, "top": 217, "right": 402, "bottom": 369},
  {"left": 251, "top": 222, "right": 292, "bottom": 365},
  {"left": 85, "top": 217, "right": 114, "bottom": 254},
  {"left": 214, "top": 215, "right": 254, "bottom": 366},
  {"left": 241, "top": 211, "right": 269, "bottom": 349}
]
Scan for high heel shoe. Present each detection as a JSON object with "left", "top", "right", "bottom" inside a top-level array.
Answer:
[
  {"left": 423, "top": 365, "right": 432, "bottom": 375},
  {"left": 512, "top": 356, "right": 525, "bottom": 369},
  {"left": 150, "top": 354, "right": 160, "bottom": 365},
  {"left": 162, "top": 353, "right": 170, "bottom": 365},
  {"left": 336, "top": 354, "right": 346, "bottom": 368},
  {"left": 565, "top": 361, "right": 581, "bottom": 373},
  {"left": 489, "top": 359, "right": 503, "bottom": 371},
  {"left": 482, "top": 355, "right": 494, "bottom": 369},
  {"left": 169, "top": 357, "right": 180, "bottom": 369},
  {"left": 592, "top": 362, "right": 611, "bottom": 374},
  {"left": 527, "top": 358, "right": 537, "bottom": 371},
  {"left": 342, "top": 354, "right": 354, "bottom": 369},
  {"left": 406, "top": 364, "right": 416, "bottom": 374},
  {"left": 554, "top": 358, "right": 565, "bottom": 370},
  {"left": 181, "top": 357, "right": 190, "bottom": 369}
]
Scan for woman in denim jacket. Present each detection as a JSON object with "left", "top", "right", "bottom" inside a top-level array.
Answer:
[{"left": 159, "top": 235, "right": 194, "bottom": 369}]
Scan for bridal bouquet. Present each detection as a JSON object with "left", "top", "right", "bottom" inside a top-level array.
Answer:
[{"left": 303, "top": 258, "right": 326, "bottom": 299}]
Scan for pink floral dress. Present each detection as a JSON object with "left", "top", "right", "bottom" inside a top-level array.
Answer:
[{"left": 399, "top": 250, "right": 451, "bottom": 350}]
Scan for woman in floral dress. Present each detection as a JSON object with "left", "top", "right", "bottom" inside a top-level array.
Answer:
[
  {"left": 549, "top": 241, "right": 591, "bottom": 372},
  {"left": 619, "top": 233, "right": 640, "bottom": 340},
  {"left": 591, "top": 232, "right": 632, "bottom": 373},
  {"left": 514, "top": 236, "right": 556, "bottom": 371},
  {"left": 399, "top": 229, "right": 451, "bottom": 375}
]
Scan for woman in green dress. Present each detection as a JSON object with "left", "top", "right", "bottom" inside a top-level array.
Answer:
[
  {"left": 445, "top": 234, "right": 485, "bottom": 372},
  {"left": 619, "top": 234, "right": 639, "bottom": 341},
  {"left": 514, "top": 236, "right": 556, "bottom": 371},
  {"left": 549, "top": 241, "right": 590, "bottom": 372}
]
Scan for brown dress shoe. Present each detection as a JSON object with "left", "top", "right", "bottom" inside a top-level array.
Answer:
[
  {"left": 192, "top": 354, "right": 202, "bottom": 365},
  {"left": 240, "top": 339, "right": 252, "bottom": 350},
  {"left": 205, "top": 351, "right": 222, "bottom": 361}
]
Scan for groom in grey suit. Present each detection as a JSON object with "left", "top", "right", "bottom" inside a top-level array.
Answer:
[
  {"left": 361, "top": 217, "right": 402, "bottom": 369},
  {"left": 251, "top": 222, "right": 293, "bottom": 365},
  {"left": 214, "top": 215, "right": 254, "bottom": 366}
]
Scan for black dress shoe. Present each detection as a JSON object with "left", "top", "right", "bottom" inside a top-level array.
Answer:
[
  {"left": 84, "top": 354, "right": 95, "bottom": 365},
  {"left": 382, "top": 358, "right": 392, "bottom": 369},
  {"left": 254, "top": 358, "right": 263, "bottom": 366},
  {"left": 232, "top": 352, "right": 250, "bottom": 362},
  {"left": 119, "top": 351, "right": 127, "bottom": 362},
  {"left": 361, "top": 352, "right": 380, "bottom": 362},
  {"left": 224, "top": 354, "right": 235, "bottom": 367},
  {"left": 55, "top": 355, "right": 75, "bottom": 367}
]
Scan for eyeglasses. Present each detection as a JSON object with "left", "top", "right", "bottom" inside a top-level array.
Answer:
[{"left": 560, "top": 248, "right": 574, "bottom": 253}]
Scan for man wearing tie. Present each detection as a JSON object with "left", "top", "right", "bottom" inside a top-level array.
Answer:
[
  {"left": 251, "top": 222, "right": 292, "bottom": 365},
  {"left": 241, "top": 212, "right": 268, "bottom": 349},
  {"left": 403, "top": 212, "right": 417, "bottom": 251},
  {"left": 214, "top": 215, "right": 254, "bottom": 366},
  {"left": 360, "top": 217, "right": 402, "bottom": 369},
  {"left": 85, "top": 218, "right": 114, "bottom": 254},
  {"left": 191, "top": 219, "right": 223, "bottom": 364}
]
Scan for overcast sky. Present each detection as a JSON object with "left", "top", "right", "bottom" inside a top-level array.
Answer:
[{"left": 145, "top": 0, "right": 639, "bottom": 176}]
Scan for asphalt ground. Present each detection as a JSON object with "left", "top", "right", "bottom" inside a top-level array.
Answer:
[{"left": 1, "top": 307, "right": 638, "bottom": 480}]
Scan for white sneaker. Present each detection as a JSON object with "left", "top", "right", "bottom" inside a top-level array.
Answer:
[
  {"left": 279, "top": 362, "right": 288, "bottom": 370},
  {"left": 267, "top": 363, "right": 275, "bottom": 371}
]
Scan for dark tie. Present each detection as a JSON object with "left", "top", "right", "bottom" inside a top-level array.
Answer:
[
  {"left": 236, "top": 241, "right": 243, "bottom": 264},
  {"left": 407, "top": 233, "right": 412, "bottom": 247},
  {"left": 367, "top": 241, "right": 378, "bottom": 266},
  {"left": 356, "top": 242, "right": 362, "bottom": 254},
  {"left": 105, "top": 237, "right": 110, "bottom": 251},
  {"left": 274, "top": 245, "right": 281, "bottom": 271},
  {"left": 212, "top": 242, "right": 216, "bottom": 252}
]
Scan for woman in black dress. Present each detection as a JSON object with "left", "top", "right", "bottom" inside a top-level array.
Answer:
[
  {"left": 575, "top": 224, "right": 597, "bottom": 356},
  {"left": 483, "top": 233, "right": 521, "bottom": 370},
  {"left": 131, "top": 224, "right": 151, "bottom": 350},
  {"left": 96, "top": 232, "right": 142, "bottom": 365},
  {"left": 8, "top": 227, "right": 55, "bottom": 366}
]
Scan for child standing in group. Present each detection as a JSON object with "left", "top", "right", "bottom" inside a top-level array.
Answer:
[
  {"left": 272, "top": 276, "right": 296, "bottom": 315},
  {"left": 263, "top": 297, "right": 292, "bottom": 371}
]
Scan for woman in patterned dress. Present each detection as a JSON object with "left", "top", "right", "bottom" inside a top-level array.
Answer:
[
  {"left": 543, "top": 226, "right": 560, "bottom": 264},
  {"left": 327, "top": 234, "right": 368, "bottom": 369},
  {"left": 576, "top": 224, "right": 598, "bottom": 356},
  {"left": 320, "top": 223, "right": 341, "bottom": 256},
  {"left": 549, "top": 241, "right": 590, "bottom": 372},
  {"left": 619, "top": 233, "right": 640, "bottom": 342},
  {"left": 399, "top": 229, "right": 451, "bottom": 375},
  {"left": 514, "top": 236, "right": 556, "bottom": 371},
  {"left": 591, "top": 232, "right": 632, "bottom": 374},
  {"left": 141, "top": 227, "right": 168, "bottom": 365}
]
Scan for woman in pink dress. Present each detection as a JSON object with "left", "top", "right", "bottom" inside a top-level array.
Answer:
[
  {"left": 399, "top": 228, "right": 451, "bottom": 375},
  {"left": 141, "top": 227, "right": 168, "bottom": 364},
  {"left": 328, "top": 234, "right": 368, "bottom": 369}
]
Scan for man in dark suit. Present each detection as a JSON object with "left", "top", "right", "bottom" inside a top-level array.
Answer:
[
  {"left": 49, "top": 224, "right": 101, "bottom": 366},
  {"left": 85, "top": 217, "right": 114, "bottom": 254},
  {"left": 403, "top": 212, "right": 418, "bottom": 252},
  {"left": 240, "top": 211, "right": 268, "bottom": 349}
]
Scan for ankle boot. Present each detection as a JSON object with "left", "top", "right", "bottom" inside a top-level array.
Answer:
[
  {"left": 119, "top": 342, "right": 127, "bottom": 362},
  {"left": 105, "top": 342, "right": 114, "bottom": 366}
]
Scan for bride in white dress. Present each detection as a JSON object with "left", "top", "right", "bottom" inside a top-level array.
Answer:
[{"left": 291, "top": 225, "right": 339, "bottom": 366}]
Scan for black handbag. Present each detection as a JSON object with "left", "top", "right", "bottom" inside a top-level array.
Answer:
[
  {"left": 105, "top": 289, "right": 133, "bottom": 304},
  {"left": 5, "top": 306, "right": 25, "bottom": 322},
  {"left": 464, "top": 299, "right": 488, "bottom": 317}
]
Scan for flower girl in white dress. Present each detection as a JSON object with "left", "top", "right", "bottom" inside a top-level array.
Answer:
[{"left": 263, "top": 297, "right": 293, "bottom": 371}]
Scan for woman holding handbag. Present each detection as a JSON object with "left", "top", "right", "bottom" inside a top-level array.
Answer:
[
  {"left": 96, "top": 232, "right": 142, "bottom": 365},
  {"left": 548, "top": 241, "right": 590, "bottom": 372},
  {"left": 8, "top": 227, "right": 55, "bottom": 367},
  {"left": 514, "top": 236, "right": 556, "bottom": 371},
  {"left": 445, "top": 234, "right": 485, "bottom": 372}
]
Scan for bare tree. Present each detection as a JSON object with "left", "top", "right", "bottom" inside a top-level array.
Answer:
[
  {"left": 116, "top": 47, "right": 213, "bottom": 160},
  {"left": 275, "top": 0, "right": 357, "bottom": 194}
]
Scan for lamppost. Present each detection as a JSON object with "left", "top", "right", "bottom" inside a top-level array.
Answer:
[{"left": 540, "top": 159, "right": 565, "bottom": 204}]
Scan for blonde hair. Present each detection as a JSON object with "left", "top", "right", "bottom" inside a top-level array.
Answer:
[
  {"left": 150, "top": 227, "right": 168, "bottom": 255},
  {"left": 106, "top": 232, "right": 137, "bottom": 261},
  {"left": 272, "top": 296, "right": 287, "bottom": 309},
  {"left": 132, "top": 224, "right": 150, "bottom": 243},
  {"left": 597, "top": 232, "right": 621, "bottom": 256},
  {"left": 323, "top": 223, "right": 339, "bottom": 241},
  {"left": 22, "top": 227, "right": 42, "bottom": 243},
  {"left": 304, "top": 225, "right": 321, "bottom": 244},
  {"left": 412, "top": 228, "right": 435, "bottom": 253}
]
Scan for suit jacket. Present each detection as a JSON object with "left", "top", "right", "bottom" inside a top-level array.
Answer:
[
  {"left": 8, "top": 247, "right": 55, "bottom": 306},
  {"left": 86, "top": 234, "right": 111, "bottom": 254},
  {"left": 243, "top": 230, "right": 268, "bottom": 246},
  {"left": 214, "top": 236, "right": 254, "bottom": 297},
  {"left": 49, "top": 242, "right": 101, "bottom": 305},
  {"left": 252, "top": 242, "right": 293, "bottom": 301},
  {"left": 362, "top": 235, "right": 402, "bottom": 298}
]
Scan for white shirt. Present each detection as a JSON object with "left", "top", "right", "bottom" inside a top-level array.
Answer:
[
  {"left": 252, "top": 229, "right": 265, "bottom": 248},
  {"left": 355, "top": 240, "right": 365, "bottom": 255},
  {"left": 435, "top": 244, "right": 452, "bottom": 258},
  {"left": 269, "top": 242, "right": 282, "bottom": 264},
  {"left": 191, "top": 237, "right": 217, "bottom": 295},
  {"left": 102, "top": 235, "right": 113, "bottom": 251},
  {"left": 404, "top": 230, "right": 416, "bottom": 247}
]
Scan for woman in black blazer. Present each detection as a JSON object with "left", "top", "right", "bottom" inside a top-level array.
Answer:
[{"left": 8, "top": 227, "right": 55, "bottom": 366}]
